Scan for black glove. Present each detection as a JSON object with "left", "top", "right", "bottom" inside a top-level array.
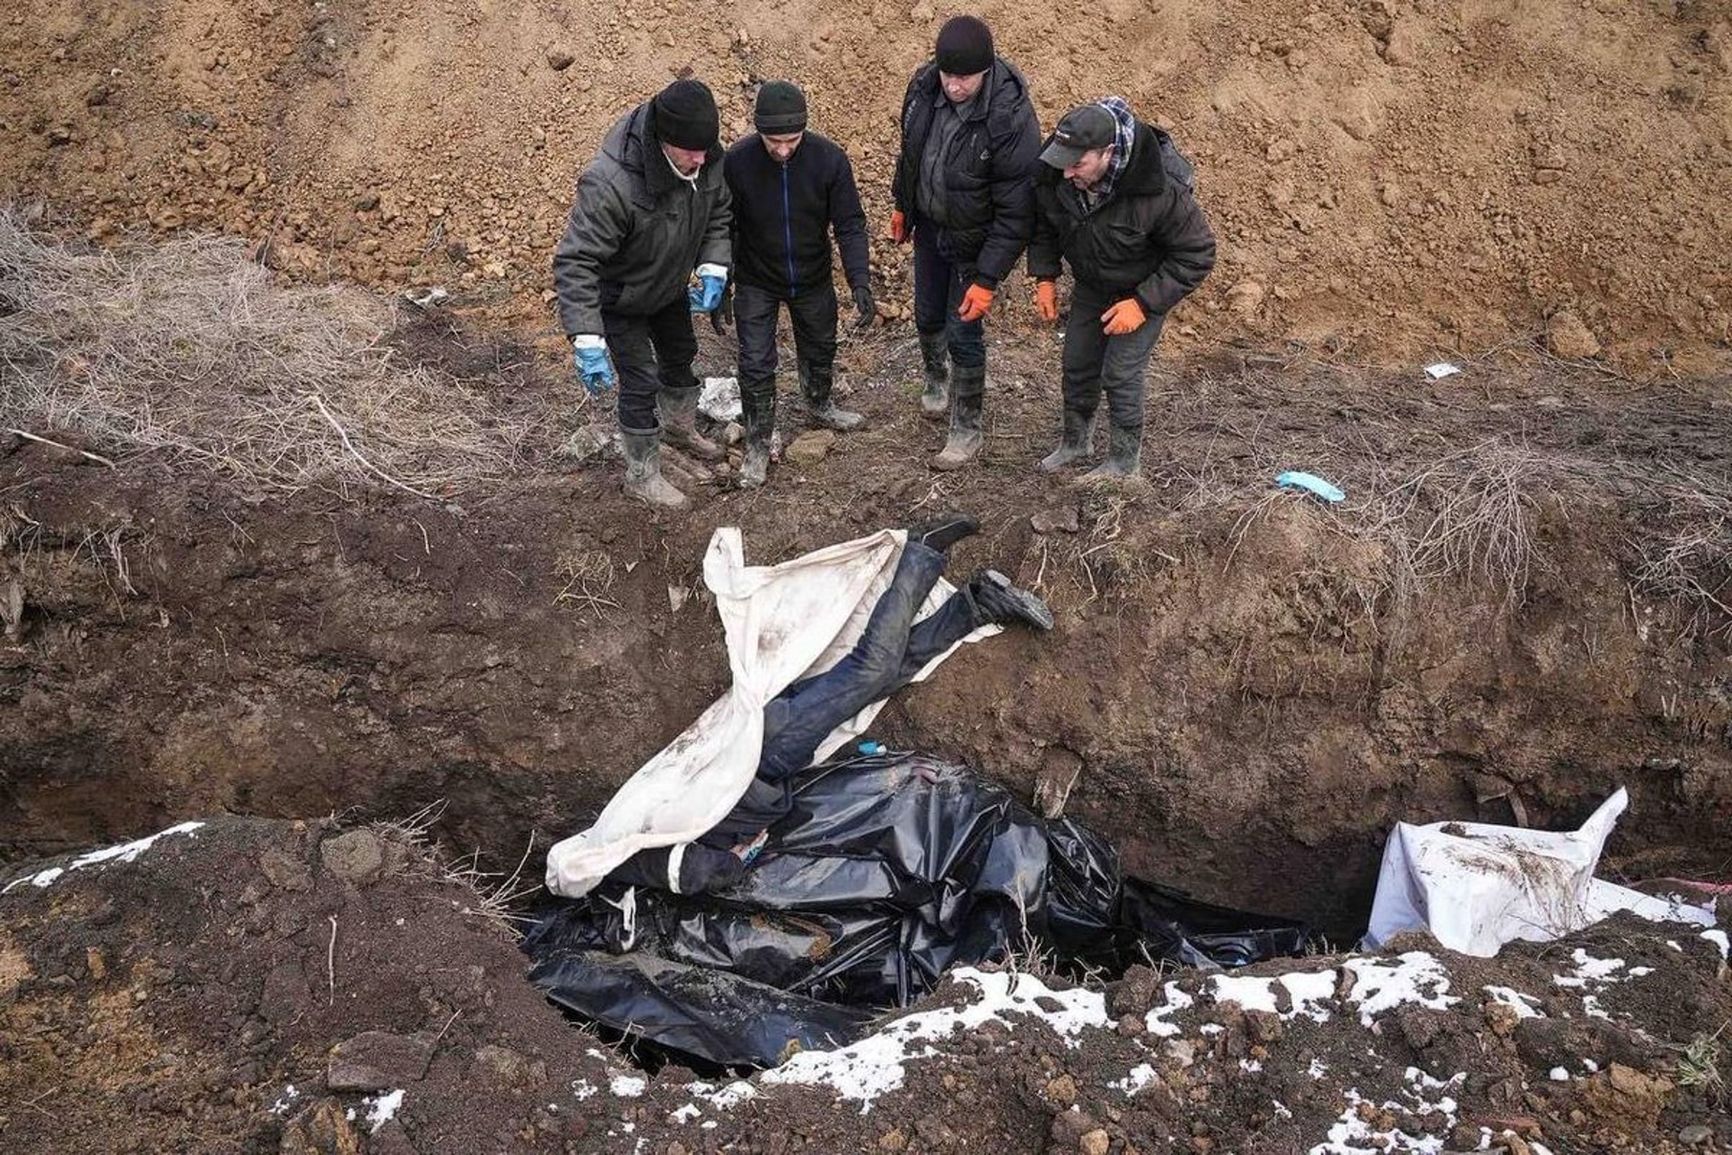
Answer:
[
  {"left": 710, "top": 283, "right": 734, "bottom": 335},
  {"left": 851, "top": 284, "right": 876, "bottom": 332}
]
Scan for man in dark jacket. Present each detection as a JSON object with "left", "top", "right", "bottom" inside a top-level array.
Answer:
[
  {"left": 1027, "top": 99, "right": 1216, "bottom": 478},
  {"left": 723, "top": 81, "right": 874, "bottom": 489},
  {"left": 889, "top": 15, "right": 1041, "bottom": 470},
  {"left": 553, "top": 80, "right": 733, "bottom": 510}
]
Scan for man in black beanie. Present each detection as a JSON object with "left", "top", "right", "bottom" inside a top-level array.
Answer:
[
  {"left": 722, "top": 80, "right": 874, "bottom": 489},
  {"left": 553, "top": 79, "right": 733, "bottom": 510},
  {"left": 889, "top": 15, "right": 1040, "bottom": 470}
]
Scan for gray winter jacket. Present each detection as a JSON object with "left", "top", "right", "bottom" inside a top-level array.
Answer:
[{"left": 553, "top": 101, "right": 732, "bottom": 335}]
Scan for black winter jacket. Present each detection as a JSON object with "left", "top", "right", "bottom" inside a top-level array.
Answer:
[
  {"left": 1027, "top": 120, "right": 1216, "bottom": 315},
  {"left": 723, "top": 132, "right": 869, "bottom": 299},
  {"left": 553, "top": 101, "right": 732, "bottom": 335},
  {"left": 891, "top": 57, "right": 1041, "bottom": 288}
]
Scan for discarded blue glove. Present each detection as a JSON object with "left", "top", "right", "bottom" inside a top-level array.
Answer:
[
  {"left": 573, "top": 339, "right": 615, "bottom": 396},
  {"left": 688, "top": 265, "right": 728, "bottom": 313},
  {"left": 1276, "top": 470, "right": 1346, "bottom": 504},
  {"left": 857, "top": 740, "right": 886, "bottom": 756}
]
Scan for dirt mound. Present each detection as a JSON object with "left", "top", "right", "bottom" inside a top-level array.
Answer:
[
  {"left": 2, "top": 814, "right": 1727, "bottom": 1153},
  {"left": 3, "top": 0, "right": 1730, "bottom": 370}
]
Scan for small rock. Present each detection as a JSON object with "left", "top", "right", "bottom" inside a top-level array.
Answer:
[
  {"left": 1532, "top": 168, "right": 1564, "bottom": 185},
  {"left": 327, "top": 1031, "right": 433, "bottom": 1091},
  {"left": 877, "top": 1128, "right": 908, "bottom": 1151},
  {"left": 1245, "top": 1010, "right": 1284, "bottom": 1044},
  {"left": 914, "top": 1114, "right": 957, "bottom": 1147},
  {"left": 1045, "top": 1073, "right": 1078, "bottom": 1106},
  {"left": 1679, "top": 1124, "right": 1713, "bottom": 1147},
  {"left": 1225, "top": 279, "right": 1265, "bottom": 317},
  {"left": 259, "top": 847, "right": 312, "bottom": 892},
  {"left": 46, "top": 125, "right": 74, "bottom": 145},
  {"left": 545, "top": 47, "right": 575, "bottom": 71},
  {"left": 1031, "top": 506, "right": 1081, "bottom": 534},
  {"left": 1166, "top": 1038, "right": 1197, "bottom": 1068},
  {"left": 85, "top": 947, "right": 107, "bottom": 981},
  {"left": 784, "top": 429, "right": 837, "bottom": 465},
  {"left": 354, "top": 191, "right": 380, "bottom": 211},
  {"left": 319, "top": 829, "right": 385, "bottom": 884},
  {"left": 1546, "top": 309, "right": 1600, "bottom": 359},
  {"left": 1080, "top": 1129, "right": 1111, "bottom": 1155},
  {"left": 1116, "top": 1013, "right": 1143, "bottom": 1037},
  {"left": 472, "top": 1044, "right": 545, "bottom": 1087}
]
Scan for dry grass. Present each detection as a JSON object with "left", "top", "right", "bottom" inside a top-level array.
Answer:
[
  {"left": 370, "top": 802, "right": 539, "bottom": 939},
  {"left": 1630, "top": 475, "right": 1732, "bottom": 637},
  {"left": 0, "top": 208, "right": 529, "bottom": 498},
  {"left": 554, "top": 549, "right": 620, "bottom": 617}
]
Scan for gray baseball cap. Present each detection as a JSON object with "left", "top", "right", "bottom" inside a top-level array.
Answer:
[{"left": 1040, "top": 104, "right": 1116, "bottom": 168}]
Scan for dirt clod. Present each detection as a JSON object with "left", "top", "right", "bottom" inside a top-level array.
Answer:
[
  {"left": 326, "top": 1030, "right": 434, "bottom": 1090},
  {"left": 1547, "top": 310, "right": 1602, "bottom": 359},
  {"left": 319, "top": 830, "right": 386, "bottom": 885}
]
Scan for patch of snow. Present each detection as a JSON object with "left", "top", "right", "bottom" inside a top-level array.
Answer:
[
  {"left": 365, "top": 1090, "right": 404, "bottom": 1134},
  {"left": 1549, "top": 1067, "right": 1570, "bottom": 1082},
  {"left": 669, "top": 1104, "right": 701, "bottom": 1124},
  {"left": 1704, "top": 929, "right": 1729, "bottom": 960},
  {"left": 1240, "top": 1059, "right": 1263, "bottom": 1073},
  {"left": 1582, "top": 1059, "right": 1599, "bottom": 1073},
  {"left": 1582, "top": 994, "right": 1610, "bottom": 1020},
  {"left": 1110, "top": 1064, "right": 1158, "bottom": 1097},
  {"left": 1144, "top": 982, "right": 1195, "bottom": 1038},
  {"left": 763, "top": 968, "right": 1107, "bottom": 1111},
  {"left": 701, "top": 1121, "right": 717, "bottom": 1130},
  {"left": 1553, "top": 948, "right": 1627, "bottom": 988},
  {"left": 3, "top": 822, "right": 206, "bottom": 894},
  {"left": 686, "top": 1080, "right": 755, "bottom": 1110},
  {"left": 1483, "top": 986, "right": 1543, "bottom": 1019},
  {"left": 268, "top": 1085, "right": 300, "bottom": 1116},
  {"left": 1668, "top": 940, "right": 1683, "bottom": 952},
  {"left": 1309, "top": 1088, "right": 1447, "bottom": 1155},
  {"left": 1273, "top": 1099, "right": 1293, "bottom": 1121},
  {"left": 570, "top": 1078, "right": 597, "bottom": 1100},
  {"left": 1308, "top": 1058, "right": 1329, "bottom": 1080},
  {"left": 1198, "top": 1023, "right": 1225, "bottom": 1036},
  {"left": 610, "top": 1073, "right": 647, "bottom": 1098},
  {"left": 1343, "top": 951, "right": 1460, "bottom": 1025},
  {"left": 1210, "top": 969, "right": 1336, "bottom": 1023}
]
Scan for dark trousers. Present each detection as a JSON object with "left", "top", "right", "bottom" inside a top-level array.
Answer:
[
  {"left": 734, "top": 282, "right": 839, "bottom": 403},
  {"left": 1061, "top": 280, "right": 1165, "bottom": 429},
  {"left": 912, "top": 218, "right": 986, "bottom": 369},
  {"left": 600, "top": 292, "right": 698, "bottom": 432},
  {"left": 609, "top": 542, "right": 979, "bottom": 892}
]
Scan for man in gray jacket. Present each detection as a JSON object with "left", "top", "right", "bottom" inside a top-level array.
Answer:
[{"left": 554, "top": 80, "right": 733, "bottom": 510}]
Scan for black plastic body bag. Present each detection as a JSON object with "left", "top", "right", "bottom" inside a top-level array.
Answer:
[{"left": 524, "top": 752, "right": 1306, "bottom": 1068}]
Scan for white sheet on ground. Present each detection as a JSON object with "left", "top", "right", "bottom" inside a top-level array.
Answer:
[
  {"left": 544, "top": 528, "right": 997, "bottom": 898},
  {"left": 1365, "top": 788, "right": 1715, "bottom": 957}
]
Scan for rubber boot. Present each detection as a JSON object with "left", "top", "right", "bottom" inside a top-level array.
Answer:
[
  {"left": 620, "top": 427, "right": 690, "bottom": 509},
  {"left": 657, "top": 384, "right": 724, "bottom": 462},
  {"left": 798, "top": 361, "right": 865, "bottom": 432},
  {"left": 907, "top": 512, "right": 979, "bottom": 553},
  {"left": 1082, "top": 423, "right": 1143, "bottom": 480},
  {"left": 967, "top": 569, "right": 1055, "bottom": 631},
  {"left": 739, "top": 387, "right": 775, "bottom": 489},
  {"left": 1038, "top": 409, "right": 1096, "bottom": 473},
  {"left": 930, "top": 363, "right": 984, "bottom": 471},
  {"left": 917, "top": 330, "right": 949, "bottom": 418}
]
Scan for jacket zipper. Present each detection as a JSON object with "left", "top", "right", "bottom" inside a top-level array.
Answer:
[{"left": 781, "top": 163, "right": 797, "bottom": 298}]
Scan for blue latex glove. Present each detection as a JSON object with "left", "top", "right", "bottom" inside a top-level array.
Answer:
[
  {"left": 572, "top": 338, "right": 615, "bottom": 396},
  {"left": 688, "top": 264, "right": 728, "bottom": 313}
]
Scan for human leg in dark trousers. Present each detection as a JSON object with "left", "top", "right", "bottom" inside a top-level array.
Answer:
[
  {"left": 733, "top": 283, "right": 783, "bottom": 488},
  {"left": 790, "top": 285, "right": 862, "bottom": 431},
  {"left": 606, "top": 839, "right": 749, "bottom": 896},
  {"left": 603, "top": 302, "right": 689, "bottom": 509},
  {"left": 1085, "top": 283, "right": 1164, "bottom": 480},
  {"left": 914, "top": 220, "right": 988, "bottom": 470},
  {"left": 1042, "top": 280, "right": 1109, "bottom": 472},
  {"left": 643, "top": 294, "right": 722, "bottom": 463}
]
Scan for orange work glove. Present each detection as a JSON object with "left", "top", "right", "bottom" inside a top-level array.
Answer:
[
  {"left": 957, "top": 283, "right": 996, "bottom": 322},
  {"left": 889, "top": 210, "right": 911, "bottom": 244},
  {"left": 1101, "top": 297, "right": 1147, "bottom": 336},
  {"left": 1034, "top": 279, "right": 1059, "bottom": 323}
]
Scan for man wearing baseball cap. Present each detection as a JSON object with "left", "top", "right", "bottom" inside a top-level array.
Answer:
[
  {"left": 889, "top": 14, "right": 1041, "bottom": 470},
  {"left": 722, "top": 81, "right": 874, "bottom": 489},
  {"left": 1027, "top": 98, "right": 1216, "bottom": 478},
  {"left": 553, "top": 79, "right": 733, "bottom": 509}
]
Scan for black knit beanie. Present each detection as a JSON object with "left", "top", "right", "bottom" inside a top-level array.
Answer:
[
  {"left": 754, "top": 81, "right": 808, "bottom": 133},
  {"left": 935, "top": 15, "right": 994, "bottom": 75},
  {"left": 652, "top": 79, "right": 720, "bottom": 151}
]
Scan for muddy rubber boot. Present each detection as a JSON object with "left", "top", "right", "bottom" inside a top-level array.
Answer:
[
  {"left": 1038, "top": 409, "right": 1096, "bottom": 473},
  {"left": 967, "top": 569, "right": 1055, "bottom": 631},
  {"left": 657, "top": 385, "right": 724, "bottom": 462},
  {"left": 620, "top": 427, "right": 691, "bottom": 510},
  {"left": 738, "top": 388, "right": 774, "bottom": 489},
  {"left": 798, "top": 361, "right": 865, "bottom": 432},
  {"left": 930, "top": 363, "right": 984, "bottom": 471},
  {"left": 1082, "top": 422, "right": 1143, "bottom": 481},
  {"left": 918, "top": 330, "right": 949, "bottom": 419}
]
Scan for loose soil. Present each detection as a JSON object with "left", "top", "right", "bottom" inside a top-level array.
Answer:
[
  {"left": 2, "top": 0, "right": 1730, "bottom": 370},
  {"left": 1, "top": 813, "right": 1727, "bottom": 1154}
]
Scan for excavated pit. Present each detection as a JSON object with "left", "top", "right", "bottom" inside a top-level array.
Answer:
[{"left": 4, "top": 329, "right": 1730, "bottom": 946}]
